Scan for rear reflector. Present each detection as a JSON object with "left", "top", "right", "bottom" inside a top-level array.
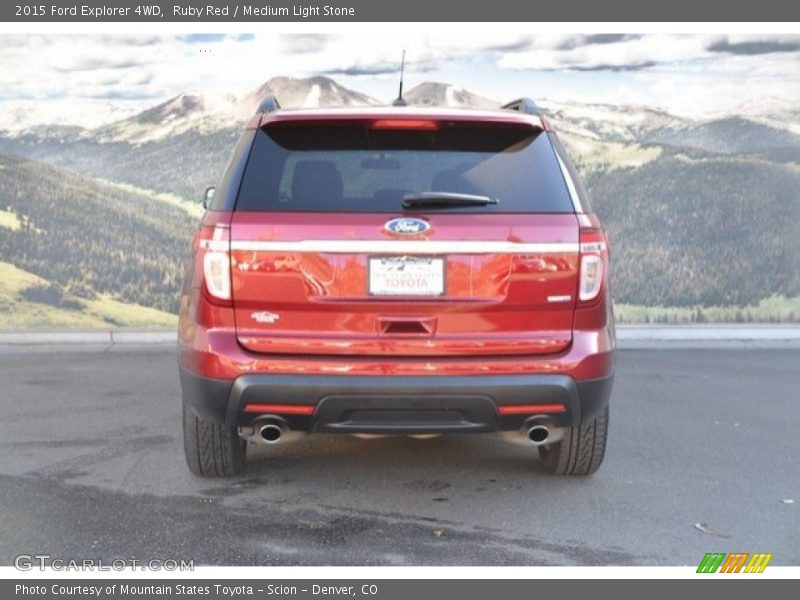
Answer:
[
  {"left": 497, "top": 404, "right": 566, "bottom": 415},
  {"left": 371, "top": 119, "right": 439, "bottom": 131},
  {"left": 243, "top": 403, "right": 315, "bottom": 415}
]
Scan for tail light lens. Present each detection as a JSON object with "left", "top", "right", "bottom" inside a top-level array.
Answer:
[
  {"left": 195, "top": 224, "right": 231, "bottom": 303},
  {"left": 578, "top": 228, "right": 608, "bottom": 304}
]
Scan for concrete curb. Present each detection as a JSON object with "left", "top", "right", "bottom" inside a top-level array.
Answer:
[
  {"left": 0, "top": 325, "right": 799, "bottom": 350},
  {"left": 0, "top": 329, "right": 176, "bottom": 345},
  {"left": 616, "top": 324, "right": 800, "bottom": 341}
]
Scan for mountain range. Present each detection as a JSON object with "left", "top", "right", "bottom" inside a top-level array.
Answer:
[{"left": 0, "top": 75, "right": 798, "bottom": 325}]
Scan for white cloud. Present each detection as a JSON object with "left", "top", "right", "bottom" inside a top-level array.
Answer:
[
  {"left": 499, "top": 35, "right": 713, "bottom": 71},
  {"left": 0, "top": 33, "right": 797, "bottom": 127}
]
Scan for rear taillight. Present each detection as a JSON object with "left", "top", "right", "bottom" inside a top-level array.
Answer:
[
  {"left": 578, "top": 228, "right": 608, "bottom": 304},
  {"left": 196, "top": 224, "right": 231, "bottom": 303}
]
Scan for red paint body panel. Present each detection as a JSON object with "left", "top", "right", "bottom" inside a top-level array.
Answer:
[
  {"left": 228, "top": 212, "right": 580, "bottom": 356},
  {"left": 178, "top": 323, "right": 613, "bottom": 379},
  {"left": 178, "top": 210, "right": 614, "bottom": 380},
  {"left": 177, "top": 118, "right": 615, "bottom": 386}
]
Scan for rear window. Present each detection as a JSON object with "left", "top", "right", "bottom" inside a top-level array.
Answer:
[{"left": 235, "top": 122, "right": 574, "bottom": 213}]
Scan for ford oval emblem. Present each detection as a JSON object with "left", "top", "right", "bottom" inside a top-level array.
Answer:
[{"left": 384, "top": 217, "right": 430, "bottom": 235}]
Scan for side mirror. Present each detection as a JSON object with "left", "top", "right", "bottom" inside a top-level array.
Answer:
[{"left": 203, "top": 186, "right": 216, "bottom": 210}]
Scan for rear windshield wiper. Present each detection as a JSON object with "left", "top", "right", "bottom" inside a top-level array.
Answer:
[{"left": 402, "top": 192, "right": 499, "bottom": 210}]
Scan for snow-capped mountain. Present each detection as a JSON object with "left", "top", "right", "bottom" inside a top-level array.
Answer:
[
  {"left": 538, "top": 99, "right": 689, "bottom": 143},
  {"left": 89, "top": 93, "right": 237, "bottom": 144},
  {"left": 726, "top": 96, "right": 799, "bottom": 121},
  {"left": 77, "top": 76, "right": 380, "bottom": 144},
  {"left": 0, "top": 100, "right": 142, "bottom": 134},
  {"left": 238, "top": 76, "right": 380, "bottom": 116},
  {"left": 1, "top": 76, "right": 797, "bottom": 202},
  {"left": 647, "top": 116, "right": 800, "bottom": 160},
  {"left": 404, "top": 82, "right": 497, "bottom": 109},
  {"left": 711, "top": 97, "right": 800, "bottom": 135}
]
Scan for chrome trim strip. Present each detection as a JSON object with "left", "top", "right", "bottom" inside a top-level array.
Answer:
[
  {"left": 229, "top": 240, "right": 580, "bottom": 254},
  {"left": 547, "top": 295, "right": 573, "bottom": 303},
  {"left": 556, "top": 154, "right": 584, "bottom": 213},
  {"left": 199, "top": 240, "right": 229, "bottom": 252}
]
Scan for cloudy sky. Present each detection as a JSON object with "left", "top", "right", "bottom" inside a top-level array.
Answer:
[{"left": 1, "top": 33, "right": 799, "bottom": 127}]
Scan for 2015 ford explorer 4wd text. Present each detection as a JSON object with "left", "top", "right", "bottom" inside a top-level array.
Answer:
[{"left": 178, "top": 97, "right": 614, "bottom": 477}]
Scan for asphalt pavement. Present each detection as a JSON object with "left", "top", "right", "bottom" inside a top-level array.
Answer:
[{"left": 0, "top": 346, "right": 797, "bottom": 566}]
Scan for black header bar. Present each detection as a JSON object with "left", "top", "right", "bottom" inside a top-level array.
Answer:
[{"left": 4, "top": 0, "right": 800, "bottom": 22}]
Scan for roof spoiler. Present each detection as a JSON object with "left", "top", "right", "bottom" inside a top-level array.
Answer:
[
  {"left": 501, "top": 98, "right": 541, "bottom": 116},
  {"left": 246, "top": 95, "right": 281, "bottom": 129},
  {"left": 256, "top": 95, "right": 281, "bottom": 114}
]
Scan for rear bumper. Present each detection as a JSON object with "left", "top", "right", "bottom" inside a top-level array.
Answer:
[{"left": 180, "top": 368, "right": 613, "bottom": 433}]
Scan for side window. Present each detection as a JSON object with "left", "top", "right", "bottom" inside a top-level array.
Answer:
[{"left": 211, "top": 130, "right": 256, "bottom": 211}]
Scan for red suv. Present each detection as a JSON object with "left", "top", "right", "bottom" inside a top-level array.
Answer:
[{"left": 179, "top": 97, "right": 614, "bottom": 477}]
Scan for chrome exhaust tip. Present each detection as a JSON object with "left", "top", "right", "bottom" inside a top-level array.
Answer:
[
  {"left": 499, "top": 419, "right": 564, "bottom": 447},
  {"left": 259, "top": 422, "right": 284, "bottom": 444},
  {"left": 527, "top": 424, "right": 551, "bottom": 446},
  {"left": 239, "top": 417, "right": 304, "bottom": 445}
]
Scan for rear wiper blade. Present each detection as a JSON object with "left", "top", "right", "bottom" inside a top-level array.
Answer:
[{"left": 402, "top": 192, "right": 499, "bottom": 209}]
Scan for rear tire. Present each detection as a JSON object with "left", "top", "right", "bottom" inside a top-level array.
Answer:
[
  {"left": 183, "top": 400, "right": 247, "bottom": 477},
  {"left": 538, "top": 406, "right": 609, "bottom": 475}
]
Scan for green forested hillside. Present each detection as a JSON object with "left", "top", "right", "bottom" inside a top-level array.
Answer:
[
  {"left": 585, "top": 155, "right": 800, "bottom": 307},
  {"left": 0, "top": 126, "right": 241, "bottom": 202},
  {"left": 1, "top": 147, "right": 799, "bottom": 323},
  {"left": 0, "top": 153, "right": 196, "bottom": 314},
  {"left": 647, "top": 117, "right": 800, "bottom": 162},
  {"left": 0, "top": 261, "right": 177, "bottom": 328},
  {"left": 1, "top": 91, "right": 799, "bottom": 324}
]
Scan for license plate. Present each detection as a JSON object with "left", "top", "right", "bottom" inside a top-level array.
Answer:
[{"left": 368, "top": 256, "right": 445, "bottom": 297}]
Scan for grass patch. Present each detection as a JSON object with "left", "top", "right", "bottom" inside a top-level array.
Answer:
[
  {"left": 0, "top": 261, "right": 177, "bottom": 329},
  {"left": 0, "top": 208, "right": 21, "bottom": 231},
  {"left": 92, "top": 178, "right": 205, "bottom": 219},
  {"left": 615, "top": 295, "right": 800, "bottom": 324},
  {"left": 560, "top": 134, "right": 663, "bottom": 172},
  {"left": 84, "top": 295, "right": 177, "bottom": 328}
]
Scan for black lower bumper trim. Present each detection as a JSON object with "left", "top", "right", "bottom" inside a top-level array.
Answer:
[
  {"left": 179, "top": 368, "right": 233, "bottom": 423},
  {"left": 576, "top": 375, "right": 615, "bottom": 422},
  {"left": 180, "top": 368, "right": 614, "bottom": 433},
  {"left": 314, "top": 394, "right": 501, "bottom": 433}
]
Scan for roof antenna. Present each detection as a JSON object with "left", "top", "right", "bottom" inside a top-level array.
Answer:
[{"left": 392, "top": 50, "right": 407, "bottom": 106}]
